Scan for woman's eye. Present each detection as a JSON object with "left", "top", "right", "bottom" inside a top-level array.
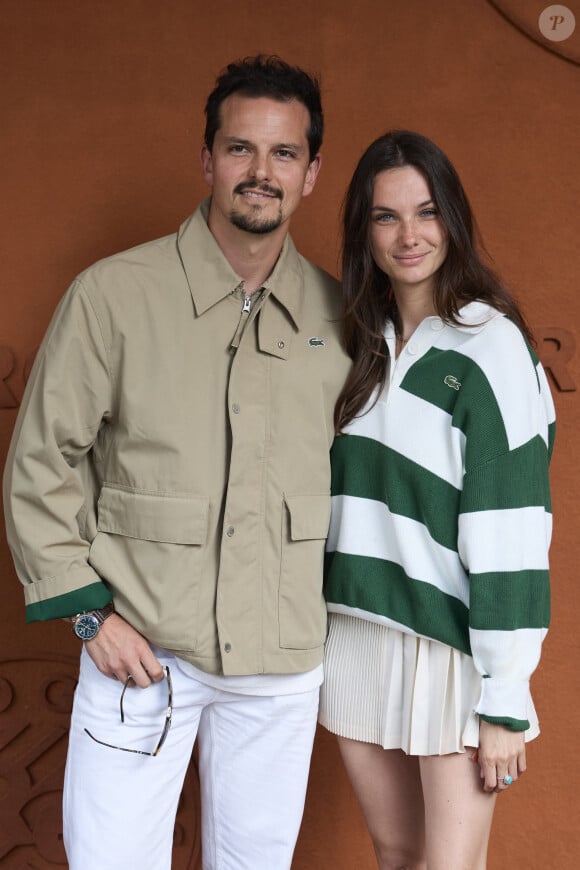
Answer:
[
  {"left": 420, "top": 208, "right": 438, "bottom": 218},
  {"left": 376, "top": 213, "right": 395, "bottom": 223}
]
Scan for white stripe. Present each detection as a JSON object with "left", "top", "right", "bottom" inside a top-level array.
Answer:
[
  {"left": 345, "top": 392, "right": 465, "bottom": 489},
  {"left": 470, "top": 627, "right": 547, "bottom": 679},
  {"left": 458, "top": 506, "right": 552, "bottom": 573},
  {"left": 537, "top": 362, "right": 556, "bottom": 436},
  {"left": 471, "top": 626, "right": 546, "bottom": 719},
  {"left": 327, "top": 495, "right": 469, "bottom": 605}
]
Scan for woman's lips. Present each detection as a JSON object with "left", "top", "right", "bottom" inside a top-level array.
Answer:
[{"left": 394, "top": 253, "right": 428, "bottom": 264}]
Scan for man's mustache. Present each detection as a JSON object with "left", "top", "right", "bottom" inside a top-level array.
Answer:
[{"left": 234, "top": 181, "right": 283, "bottom": 200}]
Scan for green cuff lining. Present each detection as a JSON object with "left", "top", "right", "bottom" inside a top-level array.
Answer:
[
  {"left": 25, "top": 583, "right": 112, "bottom": 623},
  {"left": 479, "top": 714, "right": 530, "bottom": 732}
]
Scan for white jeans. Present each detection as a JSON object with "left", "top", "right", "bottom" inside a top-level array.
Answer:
[{"left": 63, "top": 647, "right": 319, "bottom": 869}]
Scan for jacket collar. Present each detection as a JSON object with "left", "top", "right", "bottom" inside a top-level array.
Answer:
[{"left": 177, "top": 199, "right": 304, "bottom": 329}]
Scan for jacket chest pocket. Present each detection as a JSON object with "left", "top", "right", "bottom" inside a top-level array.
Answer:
[
  {"left": 279, "top": 493, "right": 331, "bottom": 650},
  {"left": 89, "top": 485, "right": 209, "bottom": 649}
]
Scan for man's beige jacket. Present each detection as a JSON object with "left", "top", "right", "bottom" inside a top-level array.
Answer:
[{"left": 3, "top": 201, "right": 351, "bottom": 675}]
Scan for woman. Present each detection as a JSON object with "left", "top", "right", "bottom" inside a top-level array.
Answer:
[{"left": 319, "top": 131, "right": 555, "bottom": 869}]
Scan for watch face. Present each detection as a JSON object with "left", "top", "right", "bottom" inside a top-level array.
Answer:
[{"left": 74, "top": 614, "right": 100, "bottom": 640}]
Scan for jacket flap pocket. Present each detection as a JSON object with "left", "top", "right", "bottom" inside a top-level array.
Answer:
[
  {"left": 284, "top": 493, "right": 331, "bottom": 541},
  {"left": 97, "top": 487, "right": 209, "bottom": 544}
]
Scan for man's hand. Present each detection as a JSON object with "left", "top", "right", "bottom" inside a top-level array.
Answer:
[{"left": 84, "top": 613, "right": 164, "bottom": 687}]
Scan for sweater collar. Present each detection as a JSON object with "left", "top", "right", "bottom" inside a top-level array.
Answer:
[
  {"left": 453, "top": 301, "right": 501, "bottom": 331},
  {"left": 384, "top": 301, "right": 501, "bottom": 339}
]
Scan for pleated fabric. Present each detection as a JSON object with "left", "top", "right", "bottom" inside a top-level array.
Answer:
[{"left": 319, "top": 613, "right": 539, "bottom": 756}]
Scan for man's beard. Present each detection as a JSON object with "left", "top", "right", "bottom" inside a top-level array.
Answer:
[{"left": 229, "top": 183, "right": 283, "bottom": 235}]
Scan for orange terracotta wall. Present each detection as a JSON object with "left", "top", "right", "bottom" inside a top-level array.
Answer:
[{"left": 1, "top": 1, "right": 578, "bottom": 867}]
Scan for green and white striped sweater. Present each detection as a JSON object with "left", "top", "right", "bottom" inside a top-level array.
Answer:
[{"left": 325, "top": 302, "right": 555, "bottom": 731}]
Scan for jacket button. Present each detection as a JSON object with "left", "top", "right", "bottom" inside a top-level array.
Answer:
[
  {"left": 226, "top": 526, "right": 235, "bottom": 537},
  {"left": 278, "top": 340, "right": 285, "bottom": 349},
  {"left": 224, "top": 643, "right": 232, "bottom": 653},
  {"left": 232, "top": 403, "right": 240, "bottom": 414}
]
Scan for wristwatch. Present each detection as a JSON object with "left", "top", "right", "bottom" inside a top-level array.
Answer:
[{"left": 71, "top": 603, "right": 115, "bottom": 640}]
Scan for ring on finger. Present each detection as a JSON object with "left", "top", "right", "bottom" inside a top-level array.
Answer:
[{"left": 498, "top": 775, "right": 513, "bottom": 786}]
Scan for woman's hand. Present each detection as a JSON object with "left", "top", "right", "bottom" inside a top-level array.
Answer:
[{"left": 476, "top": 719, "right": 526, "bottom": 793}]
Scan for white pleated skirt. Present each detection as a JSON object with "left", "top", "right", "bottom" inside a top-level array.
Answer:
[{"left": 319, "top": 613, "right": 539, "bottom": 756}]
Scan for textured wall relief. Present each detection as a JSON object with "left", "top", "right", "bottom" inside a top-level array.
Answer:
[
  {"left": 535, "top": 328, "right": 577, "bottom": 391},
  {"left": 0, "top": 347, "right": 19, "bottom": 410}
]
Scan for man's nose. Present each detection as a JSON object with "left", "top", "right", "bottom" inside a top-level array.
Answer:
[{"left": 249, "top": 152, "right": 270, "bottom": 182}]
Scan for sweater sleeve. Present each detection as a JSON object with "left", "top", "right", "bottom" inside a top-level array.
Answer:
[
  {"left": 2, "top": 280, "right": 114, "bottom": 621},
  {"left": 456, "top": 326, "right": 555, "bottom": 731}
]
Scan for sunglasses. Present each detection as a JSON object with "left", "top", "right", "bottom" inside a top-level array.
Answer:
[{"left": 84, "top": 665, "right": 172, "bottom": 757}]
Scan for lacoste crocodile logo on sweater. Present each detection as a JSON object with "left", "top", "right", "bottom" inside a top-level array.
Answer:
[
  {"left": 444, "top": 374, "right": 462, "bottom": 391},
  {"left": 308, "top": 337, "right": 326, "bottom": 348}
]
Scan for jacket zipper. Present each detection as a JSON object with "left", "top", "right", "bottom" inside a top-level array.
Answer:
[{"left": 231, "top": 288, "right": 259, "bottom": 349}]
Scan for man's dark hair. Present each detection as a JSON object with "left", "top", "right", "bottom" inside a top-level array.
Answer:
[{"left": 204, "top": 55, "right": 323, "bottom": 162}]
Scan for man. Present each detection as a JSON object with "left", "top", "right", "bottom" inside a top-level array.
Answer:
[{"left": 3, "top": 56, "right": 351, "bottom": 869}]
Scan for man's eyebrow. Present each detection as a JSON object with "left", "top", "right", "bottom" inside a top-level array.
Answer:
[
  {"left": 223, "top": 137, "right": 253, "bottom": 146},
  {"left": 371, "top": 198, "right": 435, "bottom": 212},
  {"left": 275, "top": 141, "right": 305, "bottom": 151},
  {"left": 222, "top": 136, "right": 306, "bottom": 152}
]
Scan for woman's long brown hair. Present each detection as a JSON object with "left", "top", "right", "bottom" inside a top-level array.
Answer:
[{"left": 334, "top": 131, "right": 534, "bottom": 432}]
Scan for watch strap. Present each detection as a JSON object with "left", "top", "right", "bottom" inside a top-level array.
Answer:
[{"left": 90, "top": 602, "right": 115, "bottom": 625}]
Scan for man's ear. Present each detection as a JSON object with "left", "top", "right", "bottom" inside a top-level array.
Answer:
[
  {"left": 302, "top": 154, "right": 322, "bottom": 198},
  {"left": 200, "top": 143, "right": 213, "bottom": 187}
]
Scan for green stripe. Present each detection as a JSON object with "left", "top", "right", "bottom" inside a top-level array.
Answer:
[
  {"left": 548, "top": 420, "right": 556, "bottom": 461},
  {"left": 330, "top": 435, "right": 460, "bottom": 550},
  {"left": 25, "top": 583, "right": 112, "bottom": 623},
  {"left": 400, "top": 348, "right": 509, "bottom": 466},
  {"left": 461, "top": 436, "right": 552, "bottom": 513},
  {"left": 324, "top": 551, "right": 471, "bottom": 654},
  {"left": 470, "top": 570, "right": 550, "bottom": 630},
  {"left": 479, "top": 714, "right": 529, "bottom": 732},
  {"left": 400, "top": 347, "right": 468, "bottom": 414}
]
